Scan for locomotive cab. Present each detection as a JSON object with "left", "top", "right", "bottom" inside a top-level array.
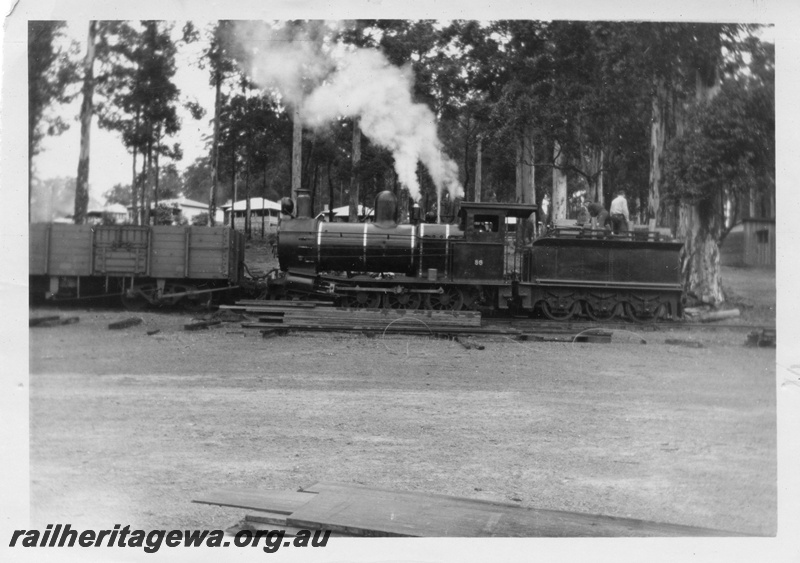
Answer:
[{"left": 453, "top": 202, "right": 536, "bottom": 282}]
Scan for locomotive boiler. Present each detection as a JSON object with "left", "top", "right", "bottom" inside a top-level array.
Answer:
[{"left": 270, "top": 188, "right": 685, "bottom": 321}]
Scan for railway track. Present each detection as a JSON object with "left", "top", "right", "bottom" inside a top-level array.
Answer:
[{"left": 483, "top": 316, "right": 774, "bottom": 334}]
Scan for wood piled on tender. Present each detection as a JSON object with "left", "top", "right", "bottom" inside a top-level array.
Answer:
[{"left": 194, "top": 481, "right": 746, "bottom": 537}]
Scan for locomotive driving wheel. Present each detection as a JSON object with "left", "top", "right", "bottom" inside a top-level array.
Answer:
[
  {"left": 425, "top": 286, "right": 464, "bottom": 311},
  {"left": 384, "top": 291, "right": 422, "bottom": 310},
  {"left": 342, "top": 291, "right": 382, "bottom": 309}
]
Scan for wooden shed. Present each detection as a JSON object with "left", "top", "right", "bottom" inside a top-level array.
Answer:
[{"left": 742, "top": 218, "right": 775, "bottom": 267}]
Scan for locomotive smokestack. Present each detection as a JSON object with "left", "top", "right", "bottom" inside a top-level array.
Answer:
[{"left": 295, "top": 188, "right": 312, "bottom": 219}]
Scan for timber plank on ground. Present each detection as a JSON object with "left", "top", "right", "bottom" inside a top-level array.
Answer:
[
  {"left": 291, "top": 482, "right": 745, "bottom": 537},
  {"left": 192, "top": 488, "right": 316, "bottom": 515},
  {"left": 196, "top": 483, "right": 746, "bottom": 537}
]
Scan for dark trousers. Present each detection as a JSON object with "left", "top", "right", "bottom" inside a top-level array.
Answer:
[{"left": 611, "top": 213, "right": 628, "bottom": 234}]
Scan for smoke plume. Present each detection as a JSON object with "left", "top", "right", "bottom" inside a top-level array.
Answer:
[{"left": 231, "top": 21, "right": 463, "bottom": 202}]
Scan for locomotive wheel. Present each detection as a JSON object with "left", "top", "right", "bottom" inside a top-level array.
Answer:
[
  {"left": 425, "top": 286, "right": 464, "bottom": 311},
  {"left": 384, "top": 291, "right": 422, "bottom": 310},
  {"left": 343, "top": 291, "right": 382, "bottom": 309},
  {"left": 460, "top": 288, "right": 481, "bottom": 311},
  {"left": 584, "top": 300, "right": 620, "bottom": 321},
  {"left": 624, "top": 302, "right": 666, "bottom": 323},
  {"left": 540, "top": 300, "right": 579, "bottom": 321}
]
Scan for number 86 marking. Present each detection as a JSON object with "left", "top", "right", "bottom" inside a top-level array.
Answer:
[{"left": 474, "top": 259, "right": 483, "bottom": 266}]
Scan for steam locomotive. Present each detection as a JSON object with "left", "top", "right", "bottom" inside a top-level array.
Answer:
[{"left": 269, "top": 189, "right": 684, "bottom": 321}]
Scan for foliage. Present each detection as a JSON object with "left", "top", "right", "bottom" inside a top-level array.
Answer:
[
  {"left": 94, "top": 21, "right": 187, "bottom": 223},
  {"left": 28, "top": 21, "right": 80, "bottom": 180},
  {"left": 103, "top": 183, "right": 132, "bottom": 206},
  {"left": 153, "top": 203, "right": 181, "bottom": 225},
  {"left": 99, "top": 212, "right": 119, "bottom": 226},
  {"left": 661, "top": 45, "right": 774, "bottom": 212},
  {"left": 191, "top": 212, "right": 210, "bottom": 226}
]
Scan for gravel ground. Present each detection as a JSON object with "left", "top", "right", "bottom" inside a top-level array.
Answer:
[{"left": 27, "top": 265, "right": 777, "bottom": 537}]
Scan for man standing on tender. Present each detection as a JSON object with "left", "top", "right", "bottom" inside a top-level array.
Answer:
[{"left": 610, "top": 190, "right": 630, "bottom": 234}]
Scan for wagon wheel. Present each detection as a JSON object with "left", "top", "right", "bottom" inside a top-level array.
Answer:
[
  {"left": 624, "top": 302, "right": 666, "bottom": 323},
  {"left": 384, "top": 291, "right": 422, "bottom": 310},
  {"left": 121, "top": 284, "right": 157, "bottom": 311},
  {"left": 425, "top": 286, "right": 464, "bottom": 311},
  {"left": 540, "top": 300, "right": 580, "bottom": 321},
  {"left": 584, "top": 300, "right": 620, "bottom": 322},
  {"left": 177, "top": 286, "right": 213, "bottom": 312},
  {"left": 342, "top": 291, "right": 382, "bottom": 309}
]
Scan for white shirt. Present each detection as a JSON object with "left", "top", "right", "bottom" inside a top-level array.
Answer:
[{"left": 610, "top": 195, "right": 629, "bottom": 221}]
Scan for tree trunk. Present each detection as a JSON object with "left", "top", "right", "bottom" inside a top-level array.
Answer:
[
  {"left": 677, "top": 67, "right": 724, "bottom": 305},
  {"left": 231, "top": 145, "right": 237, "bottom": 230},
  {"left": 73, "top": 21, "right": 97, "bottom": 225},
  {"left": 349, "top": 117, "right": 361, "bottom": 222},
  {"left": 245, "top": 149, "right": 251, "bottom": 238},
  {"left": 474, "top": 136, "right": 482, "bottom": 203},
  {"left": 141, "top": 146, "right": 150, "bottom": 226},
  {"left": 462, "top": 121, "right": 472, "bottom": 203},
  {"left": 327, "top": 161, "right": 335, "bottom": 222},
  {"left": 678, "top": 199, "right": 723, "bottom": 305},
  {"left": 209, "top": 69, "right": 221, "bottom": 226},
  {"left": 648, "top": 77, "right": 678, "bottom": 229},
  {"left": 515, "top": 126, "right": 535, "bottom": 204},
  {"left": 292, "top": 105, "right": 302, "bottom": 202},
  {"left": 552, "top": 141, "right": 568, "bottom": 221},
  {"left": 131, "top": 109, "right": 139, "bottom": 225},
  {"left": 154, "top": 124, "right": 161, "bottom": 218}
]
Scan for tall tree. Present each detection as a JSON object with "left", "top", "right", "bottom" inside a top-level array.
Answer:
[
  {"left": 74, "top": 21, "right": 98, "bottom": 225},
  {"left": 28, "top": 21, "right": 79, "bottom": 219},
  {"left": 201, "top": 21, "right": 237, "bottom": 225},
  {"left": 96, "top": 21, "right": 187, "bottom": 225},
  {"left": 663, "top": 34, "right": 774, "bottom": 305}
]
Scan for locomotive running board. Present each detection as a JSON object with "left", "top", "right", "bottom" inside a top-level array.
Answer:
[{"left": 531, "top": 279, "right": 681, "bottom": 291}]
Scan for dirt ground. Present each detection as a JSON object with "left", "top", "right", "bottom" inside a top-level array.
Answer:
[{"left": 26, "top": 265, "right": 777, "bottom": 537}]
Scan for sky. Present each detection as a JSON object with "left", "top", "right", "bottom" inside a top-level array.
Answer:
[{"left": 34, "top": 21, "right": 217, "bottom": 206}]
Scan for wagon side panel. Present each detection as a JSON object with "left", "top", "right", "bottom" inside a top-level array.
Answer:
[
  {"left": 187, "top": 226, "right": 233, "bottom": 280},
  {"left": 47, "top": 224, "right": 94, "bottom": 276},
  {"left": 93, "top": 226, "right": 149, "bottom": 275},
  {"left": 29, "top": 224, "right": 51, "bottom": 275},
  {"left": 150, "top": 226, "right": 189, "bottom": 279}
]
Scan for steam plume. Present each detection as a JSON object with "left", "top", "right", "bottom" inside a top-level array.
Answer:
[{"left": 231, "top": 21, "right": 463, "bottom": 202}]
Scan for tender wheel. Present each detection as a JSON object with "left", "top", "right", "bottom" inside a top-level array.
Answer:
[
  {"left": 540, "top": 300, "right": 579, "bottom": 321},
  {"left": 384, "top": 291, "right": 422, "bottom": 310},
  {"left": 624, "top": 302, "right": 666, "bottom": 323},
  {"left": 584, "top": 300, "right": 620, "bottom": 321},
  {"left": 425, "top": 286, "right": 464, "bottom": 311}
]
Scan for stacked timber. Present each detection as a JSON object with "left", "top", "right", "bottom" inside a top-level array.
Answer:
[
  {"left": 194, "top": 481, "right": 745, "bottom": 537},
  {"left": 221, "top": 300, "right": 482, "bottom": 332}
]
